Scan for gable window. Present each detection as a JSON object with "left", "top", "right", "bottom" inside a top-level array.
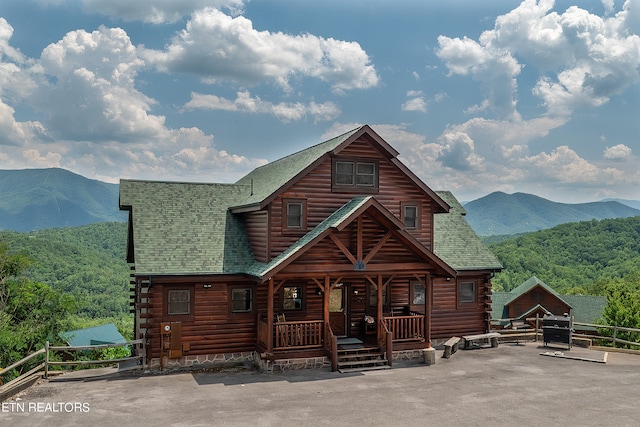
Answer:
[
  {"left": 283, "top": 286, "right": 303, "bottom": 310},
  {"left": 283, "top": 198, "right": 307, "bottom": 232},
  {"left": 230, "top": 287, "right": 253, "bottom": 313},
  {"left": 401, "top": 201, "right": 420, "bottom": 230},
  {"left": 333, "top": 159, "right": 378, "bottom": 191},
  {"left": 459, "top": 281, "right": 476, "bottom": 304}
]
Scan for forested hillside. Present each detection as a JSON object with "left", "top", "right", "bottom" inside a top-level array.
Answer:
[
  {"left": 0, "top": 222, "right": 130, "bottom": 318},
  {"left": 0, "top": 168, "right": 125, "bottom": 231},
  {"left": 489, "top": 216, "right": 640, "bottom": 293},
  {"left": 464, "top": 192, "right": 640, "bottom": 236}
]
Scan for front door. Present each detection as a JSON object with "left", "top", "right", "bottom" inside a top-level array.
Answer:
[{"left": 329, "top": 285, "right": 347, "bottom": 337}]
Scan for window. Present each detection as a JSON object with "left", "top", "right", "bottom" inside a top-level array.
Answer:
[
  {"left": 369, "top": 284, "right": 389, "bottom": 309},
  {"left": 168, "top": 289, "right": 191, "bottom": 315},
  {"left": 459, "top": 281, "right": 476, "bottom": 304},
  {"left": 165, "top": 286, "right": 195, "bottom": 320},
  {"left": 333, "top": 159, "right": 378, "bottom": 191},
  {"left": 287, "top": 202, "right": 303, "bottom": 228},
  {"left": 231, "top": 287, "right": 253, "bottom": 313},
  {"left": 403, "top": 205, "right": 418, "bottom": 229},
  {"left": 282, "top": 198, "right": 307, "bottom": 232},
  {"left": 283, "top": 286, "right": 303, "bottom": 310},
  {"left": 412, "top": 282, "right": 426, "bottom": 305}
]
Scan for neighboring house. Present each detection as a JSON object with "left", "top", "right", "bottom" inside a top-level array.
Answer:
[
  {"left": 120, "top": 125, "right": 502, "bottom": 370},
  {"left": 59, "top": 324, "right": 127, "bottom": 347},
  {"left": 491, "top": 276, "right": 607, "bottom": 331}
]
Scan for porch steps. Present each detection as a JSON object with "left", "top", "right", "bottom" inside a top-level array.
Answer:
[{"left": 337, "top": 346, "right": 390, "bottom": 373}]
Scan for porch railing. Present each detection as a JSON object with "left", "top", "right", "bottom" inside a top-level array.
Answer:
[
  {"left": 383, "top": 314, "right": 425, "bottom": 342},
  {"left": 274, "top": 320, "right": 324, "bottom": 350}
]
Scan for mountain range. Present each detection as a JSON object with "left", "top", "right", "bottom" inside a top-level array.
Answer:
[
  {"left": 464, "top": 191, "right": 640, "bottom": 236},
  {"left": 0, "top": 168, "right": 125, "bottom": 232},
  {"left": 1, "top": 168, "right": 639, "bottom": 236}
]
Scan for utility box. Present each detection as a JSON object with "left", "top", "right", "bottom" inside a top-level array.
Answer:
[
  {"left": 542, "top": 314, "right": 572, "bottom": 350},
  {"left": 160, "top": 322, "right": 183, "bottom": 358}
]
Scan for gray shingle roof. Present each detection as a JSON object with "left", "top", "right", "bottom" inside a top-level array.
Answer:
[
  {"left": 233, "top": 127, "right": 361, "bottom": 209},
  {"left": 434, "top": 191, "right": 503, "bottom": 271},
  {"left": 119, "top": 180, "right": 254, "bottom": 275},
  {"left": 120, "top": 129, "right": 502, "bottom": 278}
]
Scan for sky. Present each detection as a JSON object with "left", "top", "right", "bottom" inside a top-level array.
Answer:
[{"left": 0, "top": 0, "right": 638, "bottom": 203}]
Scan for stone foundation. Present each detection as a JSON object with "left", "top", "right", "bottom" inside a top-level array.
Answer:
[
  {"left": 258, "top": 356, "right": 331, "bottom": 372},
  {"left": 148, "top": 351, "right": 257, "bottom": 370},
  {"left": 147, "top": 347, "right": 428, "bottom": 372}
]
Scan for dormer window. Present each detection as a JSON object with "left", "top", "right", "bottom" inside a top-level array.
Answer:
[{"left": 333, "top": 158, "right": 378, "bottom": 192}]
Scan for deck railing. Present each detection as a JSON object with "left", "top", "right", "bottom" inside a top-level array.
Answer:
[
  {"left": 0, "top": 339, "right": 143, "bottom": 402},
  {"left": 274, "top": 320, "right": 324, "bottom": 350},
  {"left": 383, "top": 314, "right": 425, "bottom": 342}
]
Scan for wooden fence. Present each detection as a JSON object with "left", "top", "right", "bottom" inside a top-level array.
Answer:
[
  {"left": 493, "top": 317, "right": 640, "bottom": 349},
  {"left": 0, "top": 339, "right": 143, "bottom": 402}
]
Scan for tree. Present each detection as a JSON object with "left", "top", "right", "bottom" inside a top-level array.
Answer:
[
  {"left": 0, "top": 241, "right": 75, "bottom": 381},
  {"left": 599, "top": 273, "right": 640, "bottom": 348}
]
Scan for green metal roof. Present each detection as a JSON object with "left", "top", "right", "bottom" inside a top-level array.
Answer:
[
  {"left": 60, "top": 324, "right": 126, "bottom": 346},
  {"left": 433, "top": 191, "right": 503, "bottom": 271}
]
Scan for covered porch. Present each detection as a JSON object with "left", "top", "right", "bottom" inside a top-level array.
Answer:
[{"left": 256, "top": 272, "right": 435, "bottom": 370}]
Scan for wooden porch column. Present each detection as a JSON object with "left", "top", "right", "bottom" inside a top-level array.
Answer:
[
  {"left": 425, "top": 273, "right": 432, "bottom": 346},
  {"left": 267, "top": 277, "right": 274, "bottom": 354},
  {"left": 377, "top": 274, "right": 383, "bottom": 340},
  {"left": 323, "top": 275, "right": 330, "bottom": 330}
]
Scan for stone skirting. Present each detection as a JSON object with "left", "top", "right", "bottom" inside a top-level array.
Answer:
[
  {"left": 148, "top": 351, "right": 256, "bottom": 370},
  {"left": 146, "top": 347, "right": 427, "bottom": 372},
  {"left": 391, "top": 348, "right": 431, "bottom": 361},
  {"left": 258, "top": 356, "right": 331, "bottom": 372}
]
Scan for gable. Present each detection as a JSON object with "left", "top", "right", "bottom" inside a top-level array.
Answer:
[
  {"left": 231, "top": 125, "right": 449, "bottom": 213},
  {"left": 248, "top": 197, "right": 456, "bottom": 280},
  {"left": 506, "top": 284, "right": 570, "bottom": 312}
]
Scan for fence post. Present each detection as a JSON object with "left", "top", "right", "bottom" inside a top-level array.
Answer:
[
  {"left": 535, "top": 314, "right": 539, "bottom": 342},
  {"left": 44, "top": 341, "right": 49, "bottom": 379},
  {"left": 613, "top": 324, "right": 617, "bottom": 348}
]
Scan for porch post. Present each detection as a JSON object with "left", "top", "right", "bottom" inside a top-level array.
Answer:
[
  {"left": 267, "top": 277, "right": 274, "bottom": 354},
  {"left": 323, "top": 275, "right": 330, "bottom": 331},
  {"left": 377, "top": 274, "right": 383, "bottom": 341},
  {"left": 425, "top": 273, "right": 432, "bottom": 346}
]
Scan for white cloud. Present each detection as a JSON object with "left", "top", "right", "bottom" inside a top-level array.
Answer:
[
  {"left": 437, "top": 0, "right": 640, "bottom": 119},
  {"left": 32, "top": 26, "right": 168, "bottom": 142},
  {"left": 184, "top": 90, "right": 340, "bottom": 123},
  {"left": 436, "top": 34, "right": 522, "bottom": 120},
  {"left": 603, "top": 144, "right": 633, "bottom": 159},
  {"left": 80, "top": 0, "right": 246, "bottom": 23},
  {"left": 140, "top": 8, "right": 379, "bottom": 92},
  {"left": 402, "top": 96, "right": 427, "bottom": 113}
]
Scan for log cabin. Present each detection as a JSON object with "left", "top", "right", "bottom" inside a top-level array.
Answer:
[
  {"left": 119, "top": 125, "right": 503, "bottom": 371},
  {"left": 491, "top": 276, "right": 606, "bottom": 333}
]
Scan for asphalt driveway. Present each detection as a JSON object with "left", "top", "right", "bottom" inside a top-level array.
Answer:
[{"left": 3, "top": 342, "right": 640, "bottom": 427}]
